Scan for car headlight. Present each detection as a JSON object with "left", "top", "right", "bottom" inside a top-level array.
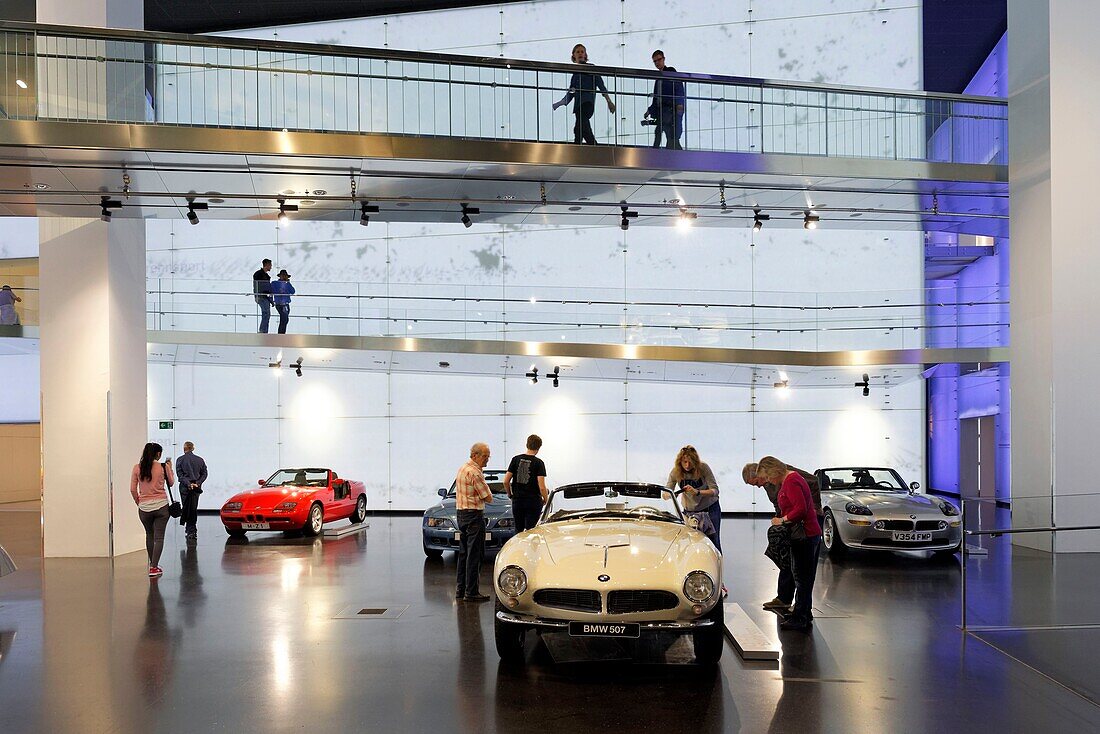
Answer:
[
  {"left": 425, "top": 517, "right": 454, "bottom": 529},
  {"left": 683, "top": 571, "right": 715, "bottom": 603},
  {"left": 845, "top": 502, "right": 873, "bottom": 516},
  {"left": 498, "top": 565, "right": 527, "bottom": 596},
  {"left": 495, "top": 518, "right": 515, "bottom": 529},
  {"left": 939, "top": 502, "right": 959, "bottom": 517},
  {"left": 223, "top": 502, "right": 242, "bottom": 512},
  {"left": 273, "top": 502, "right": 297, "bottom": 512}
]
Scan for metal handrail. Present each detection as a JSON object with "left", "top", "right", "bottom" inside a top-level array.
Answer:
[
  {"left": 966, "top": 525, "right": 1100, "bottom": 537},
  {"left": 0, "top": 20, "right": 1009, "bottom": 105}
]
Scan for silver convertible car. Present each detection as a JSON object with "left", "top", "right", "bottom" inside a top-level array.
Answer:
[
  {"left": 814, "top": 467, "right": 962, "bottom": 558},
  {"left": 422, "top": 470, "right": 515, "bottom": 558}
]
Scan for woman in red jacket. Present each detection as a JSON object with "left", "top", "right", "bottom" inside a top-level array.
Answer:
[{"left": 758, "top": 455, "right": 821, "bottom": 632}]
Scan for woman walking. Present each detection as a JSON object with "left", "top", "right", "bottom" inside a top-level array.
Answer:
[
  {"left": 552, "top": 43, "right": 616, "bottom": 145},
  {"left": 130, "top": 443, "right": 175, "bottom": 579},
  {"left": 758, "top": 455, "right": 822, "bottom": 632}
]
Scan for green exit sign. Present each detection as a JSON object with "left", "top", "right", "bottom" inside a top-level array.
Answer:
[{"left": 159, "top": 421, "right": 174, "bottom": 430}]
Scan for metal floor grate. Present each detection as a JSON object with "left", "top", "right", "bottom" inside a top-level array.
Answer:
[{"left": 334, "top": 604, "right": 408, "bottom": 620}]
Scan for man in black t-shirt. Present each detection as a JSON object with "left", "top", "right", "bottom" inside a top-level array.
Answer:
[{"left": 504, "top": 434, "right": 548, "bottom": 533}]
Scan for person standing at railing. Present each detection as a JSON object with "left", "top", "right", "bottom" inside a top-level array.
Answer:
[
  {"left": 252, "top": 259, "right": 273, "bottom": 333},
  {"left": 643, "top": 50, "right": 686, "bottom": 150},
  {"left": 0, "top": 285, "right": 21, "bottom": 326},
  {"left": 552, "top": 43, "right": 616, "bottom": 145},
  {"left": 270, "top": 269, "right": 295, "bottom": 335}
]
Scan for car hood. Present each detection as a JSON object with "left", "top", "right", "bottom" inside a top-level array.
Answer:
[
  {"left": 224, "top": 487, "right": 318, "bottom": 509},
  {"left": 425, "top": 498, "right": 512, "bottom": 518},
  {"left": 829, "top": 490, "right": 948, "bottom": 516},
  {"left": 510, "top": 519, "right": 701, "bottom": 575}
]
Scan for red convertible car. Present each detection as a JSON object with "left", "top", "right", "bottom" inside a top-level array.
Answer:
[{"left": 220, "top": 468, "right": 367, "bottom": 537}]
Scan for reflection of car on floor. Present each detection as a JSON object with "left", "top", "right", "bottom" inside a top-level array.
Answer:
[
  {"left": 814, "top": 467, "right": 962, "bottom": 558},
  {"left": 493, "top": 482, "right": 724, "bottom": 665},
  {"left": 220, "top": 468, "right": 367, "bottom": 538},
  {"left": 422, "top": 469, "right": 514, "bottom": 558}
]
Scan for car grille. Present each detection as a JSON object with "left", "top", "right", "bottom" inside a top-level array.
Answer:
[
  {"left": 915, "top": 520, "right": 945, "bottom": 531},
  {"left": 606, "top": 590, "right": 679, "bottom": 614},
  {"left": 879, "top": 520, "right": 914, "bottom": 531},
  {"left": 246, "top": 514, "right": 266, "bottom": 522},
  {"left": 862, "top": 537, "right": 952, "bottom": 548},
  {"left": 533, "top": 589, "right": 601, "bottom": 613}
]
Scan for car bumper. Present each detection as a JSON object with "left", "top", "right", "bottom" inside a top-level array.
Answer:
[
  {"left": 221, "top": 512, "right": 307, "bottom": 531},
  {"left": 495, "top": 609, "right": 717, "bottom": 631},
  {"left": 423, "top": 527, "right": 515, "bottom": 552},
  {"left": 843, "top": 521, "right": 962, "bottom": 550}
]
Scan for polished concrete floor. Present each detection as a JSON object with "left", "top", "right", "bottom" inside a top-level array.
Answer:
[{"left": 2, "top": 510, "right": 1100, "bottom": 733}]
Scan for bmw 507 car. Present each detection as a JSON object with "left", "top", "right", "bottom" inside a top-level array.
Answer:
[
  {"left": 422, "top": 470, "right": 515, "bottom": 558},
  {"left": 493, "top": 482, "right": 724, "bottom": 664},
  {"left": 220, "top": 468, "right": 367, "bottom": 538},
  {"left": 815, "top": 467, "right": 962, "bottom": 558}
]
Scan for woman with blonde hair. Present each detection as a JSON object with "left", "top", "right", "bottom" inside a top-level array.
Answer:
[
  {"left": 666, "top": 445, "right": 722, "bottom": 552},
  {"left": 758, "top": 455, "right": 822, "bottom": 632}
]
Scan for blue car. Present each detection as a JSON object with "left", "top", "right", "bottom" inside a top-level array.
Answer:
[{"left": 422, "top": 470, "right": 515, "bottom": 558}]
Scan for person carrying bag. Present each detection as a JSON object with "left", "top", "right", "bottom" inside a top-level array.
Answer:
[{"left": 130, "top": 443, "right": 176, "bottom": 579}]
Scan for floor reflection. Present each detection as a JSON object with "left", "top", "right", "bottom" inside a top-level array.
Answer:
[{"left": 134, "top": 581, "right": 177, "bottom": 705}]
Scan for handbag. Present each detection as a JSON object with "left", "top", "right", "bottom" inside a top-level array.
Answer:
[
  {"left": 163, "top": 462, "right": 182, "bottom": 519},
  {"left": 765, "top": 524, "right": 792, "bottom": 570}
]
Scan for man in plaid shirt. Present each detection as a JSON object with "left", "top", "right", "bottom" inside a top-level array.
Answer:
[{"left": 455, "top": 442, "right": 494, "bottom": 602}]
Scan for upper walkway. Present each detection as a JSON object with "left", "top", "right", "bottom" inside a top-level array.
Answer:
[{"left": 0, "top": 22, "right": 1007, "bottom": 232}]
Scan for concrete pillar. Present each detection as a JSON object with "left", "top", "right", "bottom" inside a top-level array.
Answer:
[
  {"left": 40, "top": 219, "right": 147, "bottom": 557},
  {"left": 35, "top": 0, "right": 143, "bottom": 29},
  {"left": 1009, "top": 0, "right": 1100, "bottom": 552}
]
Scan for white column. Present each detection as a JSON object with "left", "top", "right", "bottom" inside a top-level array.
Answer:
[
  {"left": 35, "top": 0, "right": 142, "bottom": 28},
  {"left": 40, "top": 219, "right": 147, "bottom": 557},
  {"left": 1009, "top": 0, "right": 1100, "bottom": 552}
]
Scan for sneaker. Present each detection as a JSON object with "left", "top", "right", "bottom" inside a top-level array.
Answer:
[
  {"left": 762, "top": 597, "right": 791, "bottom": 610},
  {"left": 463, "top": 593, "right": 491, "bottom": 602},
  {"left": 148, "top": 566, "right": 163, "bottom": 578},
  {"left": 455, "top": 590, "right": 466, "bottom": 600}
]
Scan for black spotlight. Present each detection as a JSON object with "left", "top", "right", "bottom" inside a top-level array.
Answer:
[
  {"left": 460, "top": 203, "right": 479, "bottom": 228},
  {"left": 525, "top": 366, "right": 538, "bottom": 384},
  {"left": 620, "top": 204, "right": 638, "bottom": 231},
  {"left": 186, "top": 200, "right": 208, "bottom": 225},
  {"left": 277, "top": 197, "right": 299, "bottom": 228},
  {"left": 359, "top": 200, "right": 379, "bottom": 227},
  {"left": 293, "top": 357, "right": 303, "bottom": 378},
  {"left": 100, "top": 196, "right": 122, "bottom": 222},
  {"left": 752, "top": 206, "right": 770, "bottom": 232},
  {"left": 550, "top": 365, "right": 561, "bottom": 388},
  {"left": 854, "top": 373, "right": 870, "bottom": 397},
  {"left": 803, "top": 210, "right": 820, "bottom": 230}
]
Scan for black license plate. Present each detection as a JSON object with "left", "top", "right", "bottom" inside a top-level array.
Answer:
[{"left": 568, "top": 621, "right": 641, "bottom": 638}]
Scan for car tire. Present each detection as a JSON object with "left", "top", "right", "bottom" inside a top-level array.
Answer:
[
  {"left": 494, "top": 600, "right": 526, "bottom": 663},
  {"left": 423, "top": 543, "right": 444, "bottom": 558},
  {"left": 302, "top": 503, "right": 324, "bottom": 537},
  {"left": 350, "top": 495, "right": 367, "bottom": 524},
  {"left": 822, "top": 510, "right": 848, "bottom": 559},
  {"left": 693, "top": 602, "right": 724, "bottom": 665},
  {"left": 225, "top": 526, "right": 246, "bottom": 538}
]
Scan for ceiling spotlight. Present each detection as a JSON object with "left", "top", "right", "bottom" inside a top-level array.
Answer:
[
  {"left": 277, "top": 197, "right": 298, "bottom": 228},
  {"left": 268, "top": 359, "right": 282, "bottom": 369},
  {"left": 855, "top": 373, "right": 870, "bottom": 397},
  {"left": 99, "top": 196, "right": 122, "bottom": 222},
  {"left": 803, "top": 210, "right": 820, "bottom": 230},
  {"left": 359, "top": 200, "right": 379, "bottom": 226},
  {"left": 186, "top": 200, "right": 208, "bottom": 225},
  {"left": 526, "top": 366, "right": 538, "bottom": 384},
  {"left": 460, "top": 203, "right": 479, "bottom": 228},
  {"left": 752, "top": 207, "right": 770, "bottom": 232},
  {"left": 620, "top": 205, "right": 638, "bottom": 231},
  {"left": 679, "top": 207, "right": 698, "bottom": 220},
  {"left": 292, "top": 357, "right": 303, "bottom": 378},
  {"left": 550, "top": 365, "right": 561, "bottom": 388}
]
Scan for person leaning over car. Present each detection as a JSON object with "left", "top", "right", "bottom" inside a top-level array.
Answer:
[
  {"left": 504, "top": 434, "right": 548, "bottom": 533},
  {"left": 758, "top": 455, "right": 822, "bottom": 632},
  {"left": 455, "top": 442, "right": 494, "bottom": 603},
  {"left": 744, "top": 460, "right": 824, "bottom": 614}
]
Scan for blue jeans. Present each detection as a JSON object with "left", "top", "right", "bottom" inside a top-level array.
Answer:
[
  {"left": 256, "top": 297, "right": 271, "bottom": 333},
  {"left": 705, "top": 501, "right": 722, "bottom": 553},
  {"left": 275, "top": 304, "right": 290, "bottom": 334},
  {"left": 784, "top": 536, "right": 821, "bottom": 623}
]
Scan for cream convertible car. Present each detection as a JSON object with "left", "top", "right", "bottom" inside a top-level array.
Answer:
[{"left": 493, "top": 482, "right": 724, "bottom": 664}]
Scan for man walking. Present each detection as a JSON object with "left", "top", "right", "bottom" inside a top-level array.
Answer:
[
  {"left": 253, "top": 259, "right": 274, "bottom": 333},
  {"left": 455, "top": 442, "right": 494, "bottom": 602},
  {"left": 504, "top": 434, "right": 548, "bottom": 533},
  {"left": 270, "top": 269, "right": 296, "bottom": 335},
  {"left": 643, "top": 50, "right": 686, "bottom": 150},
  {"left": 176, "top": 441, "right": 208, "bottom": 540}
]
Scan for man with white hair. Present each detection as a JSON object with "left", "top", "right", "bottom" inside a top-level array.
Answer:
[
  {"left": 454, "top": 442, "right": 494, "bottom": 602},
  {"left": 176, "top": 441, "right": 208, "bottom": 540}
]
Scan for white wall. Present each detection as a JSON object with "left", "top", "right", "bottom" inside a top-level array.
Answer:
[{"left": 0, "top": 352, "right": 39, "bottom": 421}]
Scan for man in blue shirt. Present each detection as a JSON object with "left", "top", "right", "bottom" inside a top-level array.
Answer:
[
  {"left": 176, "top": 441, "right": 208, "bottom": 540},
  {"left": 270, "top": 269, "right": 296, "bottom": 334},
  {"left": 643, "top": 50, "right": 686, "bottom": 150}
]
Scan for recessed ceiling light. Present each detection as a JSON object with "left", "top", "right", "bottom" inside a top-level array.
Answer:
[
  {"left": 300, "top": 199, "right": 316, "bottom": 206},
  {"left": 15, "top": 79, "right": 27, "bottom": 89},
  {"left": 849, "top": 212, "right": 863, "bottom": 217},
  {"left": 280, "top": 189, "right": 297, "bottom": 196},
  {"left": 568, "top": 206, "right": 582, "bottom": 211},
  {"left": 209, "top": 198, "right": 225, "bottom": 204},
  {"left": 395, "top": 202, "right": 409, "bottom": 207},
  {"left": 312, "top": 189, "right": 327, "bottom": 196},
  {"left": 578, "top": 196, "right": 590, "bottom": 201},
  {"left": 496, "top": 194, "right": 516, "bottom": 200}
]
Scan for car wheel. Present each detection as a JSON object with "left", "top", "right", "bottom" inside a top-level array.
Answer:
[
  {"left": 494, "top": 600, "right": 526, "bottom": 663},
  {"left": 302, "top": 503, "right": 324, "bottom": 537},
  {"left": 423, "top": 542, "right": 444, "bottom": 558},
  {"left": 224, "top": 526, "right": 246, "bottom": 538},
  {"left": 693, "top": 602, "right": 724, "bottom": 665},
  {"left": 823, "top": 510, "right": 848, "bottom": 558},
  {"left": 350, "top": 495, "right": 367, "bottom": 524}
]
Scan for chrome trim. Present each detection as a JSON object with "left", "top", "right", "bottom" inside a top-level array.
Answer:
[{"left": 494, "top": 609, "right": 715, "bottom": 630}]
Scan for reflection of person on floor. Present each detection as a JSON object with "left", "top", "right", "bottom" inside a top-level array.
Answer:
[
  {"left": 455, "top": 601, "right": 487, "bottom": 730},
  {"left": 759, "top": 456, "right": 822, "bottom": 632},
  {"left": 133, "top": 582, "right": 175, "bottom": 704},
  {"left": 553, "top": 43, "right": 617, "bottom": 145},
  {"left": 178, "top": 541, "right": 206, "bottom": 628}
]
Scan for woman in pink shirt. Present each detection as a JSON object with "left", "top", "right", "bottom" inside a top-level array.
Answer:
[
  {"left": 130, "top": 443, "right": 175, "bottom": 578},
  {"left": 759, "top": 455, "right": 821, "bottom": 632}
]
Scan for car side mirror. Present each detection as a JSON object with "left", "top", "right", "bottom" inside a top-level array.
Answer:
[
  {"left": 909, "top": 481, "right": 920, "bottom": 492},
  {"left": 438, "top": 488, "right": 447, "bottom": 497},
  {"left": 258, "top": 479, "right": 265, "bottom": 486}
]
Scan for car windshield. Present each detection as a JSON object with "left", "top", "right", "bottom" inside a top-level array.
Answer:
[
  {"left": 542, "top": 484, "right": 683, "bottom": 524},
  {"left": 822, "top": 468, "right": 906, "bottom": 491},
  {"left": 446, "top": 472, "right": 509, "bottom": 497},
  {"left": 265, "top": 469, "right": 329, "bottom": 487}
]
